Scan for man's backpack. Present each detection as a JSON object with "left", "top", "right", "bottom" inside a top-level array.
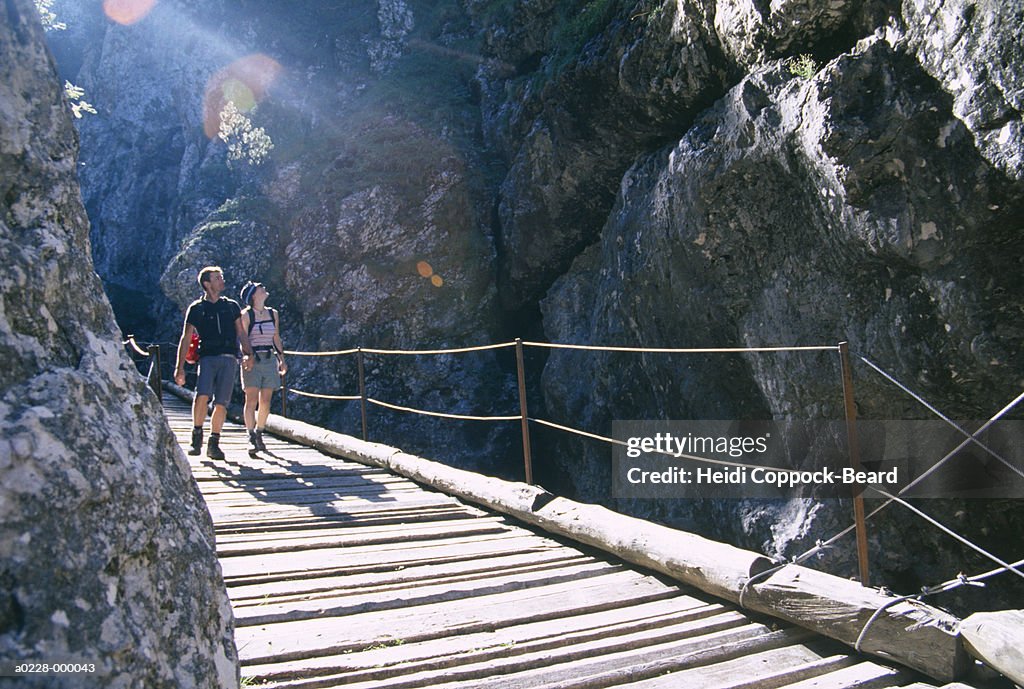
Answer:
[{"left": 185, "top": 331, "right": 200, "bottom": 364}]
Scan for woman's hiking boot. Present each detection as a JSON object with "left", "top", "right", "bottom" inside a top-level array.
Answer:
[
  {"left": 254, "top": 429, "right": 267, "bottom": 452},
  {"left": 207, "top": 434, "right": 225, "bottom": 460},
  {"left": 248, "top": 429, "right": 261, "bottom": 456},
  {"left": 189, "top": 427, "right": 203, "bottom": 456}
]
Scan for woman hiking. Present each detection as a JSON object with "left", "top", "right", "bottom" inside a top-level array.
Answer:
[{"left": 239, "top": 280, "right": 287, "bottom": 454}]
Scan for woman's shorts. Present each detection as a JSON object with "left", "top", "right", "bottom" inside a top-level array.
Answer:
[{"left": 242, "top": 352, "right": 281, "bottom": 390}]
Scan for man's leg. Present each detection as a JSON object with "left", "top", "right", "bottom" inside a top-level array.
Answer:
[
  {"left": 210, "top": 403, "right": 228, "bottom": 433},
  {"left": 192, "top": 394, "right": 210, "bottom": 426},
  {"left": 189, "top": 394, "right": 210, "bottom": 455},
  {"left": 206, "top": 403, "right": 227, "bottom": 459},
  {"left": 206, "top": 356, "right": 237, "bottom": 460},
  {"left": 191, "top": 358, "right": 217, "bottom": 456}
]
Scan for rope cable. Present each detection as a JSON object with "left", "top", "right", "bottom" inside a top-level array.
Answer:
[
  {"left": 288, "top": 389, "right": 361, "bottom": 401},
  {"left": 791, "top": 388, "right": 1024, "bottom": 563},
  {"left": 854, "top": 556, "right": 1024, "bottom": 652},
  {"left": 362, "top": 341, "right": 517, "bottom": 356},
  {"left": 871, "top": 488, "right": 1024, "bottom": 582},
  {"left": 860, "top": 357, "right": 1024, "bottom": 480},
  {"left": 523, "top": 341, "right": 838, "bottom": 354},
  {"left": 529, "top": 417, "right": 809, "bottom": 476},
  {"left": 368, "top": 397, "right": 521, "bottom": 421},
  {"left": 123, "top": 337, "right": 149, "bottom": 357},
  {"left": 283, "top": 348, "right": 359, "bottom": 357}
]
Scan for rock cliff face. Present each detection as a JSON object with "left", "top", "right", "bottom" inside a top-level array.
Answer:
[
  {"left": 0, "top": 1, "right": 237, "bottom": 686},
  {"left": 41, "top": 0, "right": 1024, "bottom": 608}
]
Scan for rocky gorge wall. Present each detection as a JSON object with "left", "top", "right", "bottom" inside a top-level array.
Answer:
[
  {"left": 40, "top": 0, "right": 1024, "bottom": 610},
  {"left": 0, "top": 0, "right": 237, "bottom": 685}
]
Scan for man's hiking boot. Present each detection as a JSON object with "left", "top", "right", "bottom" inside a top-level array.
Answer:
[
  {"left": 254, "top": 430, "right": 267, "bottom": 452},
  {"left": 207, "top": 435, "right": 225, "bottom": 461},
  {"left": 188, "top": 428, "right": 203, "bottom": 456}
]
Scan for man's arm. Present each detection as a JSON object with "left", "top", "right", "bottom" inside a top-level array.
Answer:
[
  {"left": 235, "top": 316, "right": 254, "bottom": 370},
  {"left": 174, "top": 321, "right": 195, "bottom": 386}
]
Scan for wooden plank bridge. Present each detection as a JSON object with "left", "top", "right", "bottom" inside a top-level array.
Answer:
[{"left": 164, "top": 396, "right": 978, "bottom": 689}]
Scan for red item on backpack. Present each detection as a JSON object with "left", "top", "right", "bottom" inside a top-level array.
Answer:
[{"left": 185, "top": 331, "right": 200, "bottom": 364}]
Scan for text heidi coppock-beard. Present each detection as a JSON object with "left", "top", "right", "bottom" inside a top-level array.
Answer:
[
  {"left": 611, "top": 419, "right": 1024, "bottom": 500},
  {"left": 624, "top": 466, "right": 899, "bottom": 487}
]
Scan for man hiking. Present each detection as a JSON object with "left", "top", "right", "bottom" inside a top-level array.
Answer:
[{"left": 174, "top": 266, "right": 254, "bottom": 459}]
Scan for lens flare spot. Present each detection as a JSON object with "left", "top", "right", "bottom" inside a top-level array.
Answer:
[
  {"left": 203, "top": 54, "right": 282, "bottom": 139},
  {"left": 222, "top": 79, "right": 256, "bottom": 112},
  {"left": 431, "top": 275, "right": 444, "bottom": 288},
  {"left": 103, "top": 0, "right": 157, "bottom": 25},
  {"left": 416, "top": 261, "right": 433, "bottom": 278}
]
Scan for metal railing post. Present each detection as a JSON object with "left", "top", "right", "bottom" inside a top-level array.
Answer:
[
  {"left": 146, "top": 344, "right": 162, "bottom": 403},
  {"left": 515, "top": 338, "right": 534, "bottom": 484},
  {"left": 839, "top": 341, "right": 871, "bottom": 586},
  {"left": 280, "top": 372, "right": 288, "bottom": 418},
  {"left": 357, "top": 347, "right": 368, "bottom": 441}
]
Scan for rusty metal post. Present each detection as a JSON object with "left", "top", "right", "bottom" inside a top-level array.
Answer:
[
  {"left": 279, "top": 371, "right": 288, "bottom": 418},
  {"left": 839, "top": 341, "right": 870, "bottom": 586},
  {"left": 146, "top": 344, "right": 162, "bottom": 403},
  {"left": 514, "top": 338, "right": 534, "bottom": 485},
  {"left": 357, "top": 347, "right": 368, "bottom": 441}
]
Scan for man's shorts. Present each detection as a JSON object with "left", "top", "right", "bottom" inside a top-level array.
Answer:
[
  {"left": 196, "top": 354, "right": 238, "bottom": 406},
  {"left": 242, "top": 352, "right": 281, "bottom": 390}
]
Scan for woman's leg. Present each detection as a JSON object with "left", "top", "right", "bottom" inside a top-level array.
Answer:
[
  {"left": 243, "top": 387, "right": 259, "bottom": 431},
  {"left": 257, "top": 387, "right": 274, "bottom": 429}
]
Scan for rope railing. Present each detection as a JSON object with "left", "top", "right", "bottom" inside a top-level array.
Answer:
[
  {"left": 367, "top": 397, "right": 522, "bottom": 422},
  {"left": 288, "top": 389, "right": 361, "bottom": 401},
  {"left": 284, "top": 347, "right": 360, "bottom": 357},
  {"left": 123, "top": 335, "right": 162, "bottom": 402},
  {"left": 524, "top": 341, "right": 839, "bottom": 354}
]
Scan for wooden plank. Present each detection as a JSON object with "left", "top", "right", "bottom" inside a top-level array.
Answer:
[
  {"left": 418, "top": 628, "right": 822, "bottom": 689},
  {"left": 213, "top": 504, "right": 483, "bottom": 535},
  {"left": 242, "top": 598, "right": 729, "bottom": 684},
  {"left": 258, "top": 620, "right": 789, "bottom": 689},
  {"left": 206, "top": 497, "right": 469, "bottom": 526},
  {"left": 591, "top": 643, "right": 839, "bottom": 689},
  {"left": 234, "top": 559, "right": 627, "bottom": 627},
  {"left": 959, "top": 610, "right": 1024, "bottom": 685},
  {"left": 227, "top": 549, "right": 592, "bottom": 603},
  {"left": 219, "top": 532, "right": 561, "bottom": 580},
  {"left": 777, "top": 661, "right": 911, "bottom": 689},
  {"left": 216, "top": 516, "right": 512, "bottom": 556},
  {"left": 234, "top": 571, "right": 684, "bottom": 664}
]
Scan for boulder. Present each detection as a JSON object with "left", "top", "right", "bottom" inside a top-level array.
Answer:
[{"left": 0, "top": 1, "right": 238, "bottom": 686}]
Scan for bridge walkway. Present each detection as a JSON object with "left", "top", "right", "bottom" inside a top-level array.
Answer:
[{"left": 163, "top": 395, "right": 969, "bottom": 689}]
